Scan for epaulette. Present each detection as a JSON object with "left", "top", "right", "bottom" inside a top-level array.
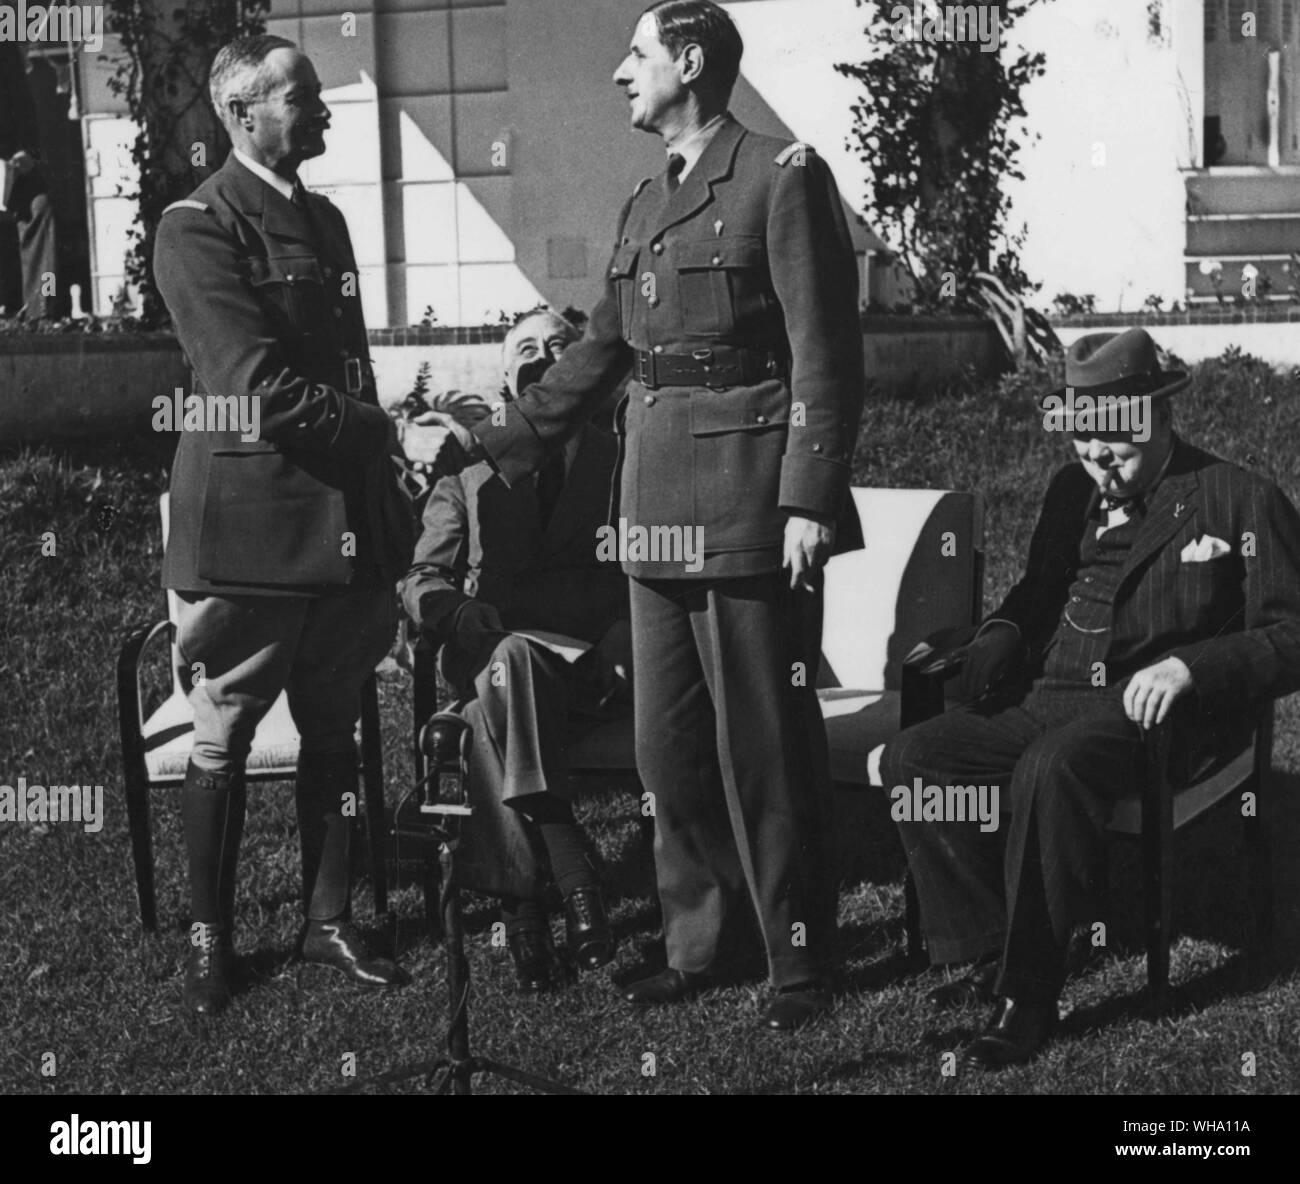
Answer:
[
  {"left": 774, "top": 142, "right": 813, "bottom": 167},
  {"left": 162, "top": 199, "right": 212, "bottom": 215},
  {"left": 632, "top": 177, "right": 653, "bottom": 198}
]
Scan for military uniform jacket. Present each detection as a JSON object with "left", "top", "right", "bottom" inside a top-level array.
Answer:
[
  {"left": 399, "top": 424, "right": 630, "bottom": 690},
  {"left": 475, "top": 117, "right": 866, "bottom": 578},
  {"left": 154, "top": 154, "right": 405, "bottom": 596}
]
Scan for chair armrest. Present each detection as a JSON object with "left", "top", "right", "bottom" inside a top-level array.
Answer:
[
  {"left": 900, "top": 624, "right": 979, "bottom": 729},
  {"left": 903, "top": 624, "right": 980, "bottom": 679},
  {"left": 117, "top": 619, "right": 171, "bottom": 734}
]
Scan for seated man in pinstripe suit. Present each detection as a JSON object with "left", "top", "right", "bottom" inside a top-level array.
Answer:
[{"left": 881, "top": 329, "right": 1300, "bottom": 1068}]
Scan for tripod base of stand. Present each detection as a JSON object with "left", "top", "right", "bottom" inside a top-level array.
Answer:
[{"left": 337, "top": 823, "right": 584, "bottom": 1097}]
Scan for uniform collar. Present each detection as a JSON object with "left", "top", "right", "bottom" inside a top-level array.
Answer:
[
  {"left": 232, "top": 148, "right": 299, "bottom": 204},
  {"left": 665, "top": 112, "right": 731, "bottom": 182}
]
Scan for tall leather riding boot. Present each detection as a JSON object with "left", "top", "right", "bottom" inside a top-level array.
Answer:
[
  {"left": 295, "top": 753, "right": 409, "bottom": 988},
  {"left": 180, "top": 761, "right": 245, "bottom": 1015},
  {"left": 295, "top": 753, "right": 355, "bottom": 923}
]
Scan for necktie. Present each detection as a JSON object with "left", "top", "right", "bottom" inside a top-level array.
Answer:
[
  {"left": 666, "top": 152, "right": 685, "bottom": 193},
  {"left": 535, "top": 450, "right": 566, "bottom": 530},
  {"left": 290, "top": 178, "right": 308, "bottom": 208}
]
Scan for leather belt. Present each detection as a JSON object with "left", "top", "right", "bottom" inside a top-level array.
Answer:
[{"left": 634, "top": 346, "right": 784, "bottom": 389}]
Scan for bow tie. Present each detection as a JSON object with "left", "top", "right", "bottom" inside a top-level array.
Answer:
[{"left": 1100, "top": 492, "right": 1145, "bottom": 516}]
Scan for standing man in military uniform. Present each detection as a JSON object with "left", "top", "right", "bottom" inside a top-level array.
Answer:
[
  {"left": 436, "top": 1, "right": 865, "bottom": 1031},
  {"left": 154, "top": 35, "right": 442, "bottom": 1015}
]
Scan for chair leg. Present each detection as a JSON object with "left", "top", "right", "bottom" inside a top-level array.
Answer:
[
  {"left": 124, "top": 761, "right": 158, "bottom": 932},
  {"left": 903, "top": 868, "right": 924, "bottom": 964},
  {"left": 1141, "top": 728, "right": 1174, "bottom": 1012},
  {"left": 1243, "top": 793, "right": 1274, "bottom": 961},
  {"left": 359, "top": 675, "right": 388, "bottom": 918}
]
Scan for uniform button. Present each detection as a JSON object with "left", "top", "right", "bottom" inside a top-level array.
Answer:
[
  {"left": 648, "top": 296, "right": 660, "bottom": 308},
  {"left": 813, "top": 443, "right": 823, "bottom": 453},
  {"left": 610, "top": 267, "right": 619, "bottom": 278},
  {"left": 651, "top": 242, "right": 664, "bottom": 255},
  {"left": 644, "top": 394, "right": 657, "bottom": 406},
  {"left": 653, "top": 345, "right": 664, "bottom": 354},
  {"left": 755, "top": 415, "right": 767, "bottom": 425},
  {"left": 285, "top": 274, "right": 295, "bottom": 282},
  {"left": 712, "top": 255, "right": 722, "bottom": 265},
  {"left": 333, "top": 307, "right": 343, "bottom": 318},
  {"left": 621, "top": 236, "right": 630, "bottom": 245},
  {"left": 1071, "top": 595, "right": 1082, "bottom": 603},
  {"left": 324, "top": 266, "right": 334, "bottom": 278}
]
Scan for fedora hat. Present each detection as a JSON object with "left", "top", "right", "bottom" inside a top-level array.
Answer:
[{"left": 1041, "top": 328, "right": 1189, "bottom": 416}]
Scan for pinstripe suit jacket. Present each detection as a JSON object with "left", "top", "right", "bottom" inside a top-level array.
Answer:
[{"left": 993, "top": 436, "right": 1300, "bottom": 709}]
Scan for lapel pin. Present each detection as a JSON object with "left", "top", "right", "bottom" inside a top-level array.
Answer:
[
  {"left": 1175, "top": 502, "right": 1185, "bottom": 517},
  {"left": 714, "top": 220, "right": 724, "bottom": 236}
]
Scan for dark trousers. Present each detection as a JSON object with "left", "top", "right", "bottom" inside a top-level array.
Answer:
[
  {"left": 879, "top": 690, "right": 1149, "bottom": 1003},
  {"left": 451, "top": 633, "right": 627, "bottom": 900},
  {"left": 630, "top": 571, "right": 834, "bottom": 989},
  {"left": 0, "top": 174, "right": 59, "bottom": 318}
]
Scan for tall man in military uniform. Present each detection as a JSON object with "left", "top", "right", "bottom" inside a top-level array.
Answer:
[
  {"left": 153, "top": 36, "right": 443, "bottom": 1014},
  {"left": 434, "top": 0, "right": 865, "bottom": 1030}
]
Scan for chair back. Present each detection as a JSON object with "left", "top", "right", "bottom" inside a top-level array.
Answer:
[{"left": 820, "top": 489, "right": 983, "bottom": 693}]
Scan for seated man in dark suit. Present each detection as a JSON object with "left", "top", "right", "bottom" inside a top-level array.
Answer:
[
  {"left": 400, "top": 309, "right": 631, "bottom": 992},
  {"left": 881, "top": 329, "right": 1300, "bottom": 1067}
]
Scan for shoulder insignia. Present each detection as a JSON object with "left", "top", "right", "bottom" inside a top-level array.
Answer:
[
  {"left": 632, "top": 177, "right": 653, "bottom": 198},
  {"left": 162, "top": 200, "right": 211, "bottom": 215},
  {"left": 774, "top": 142, "right": 813, "bottom": 167}
]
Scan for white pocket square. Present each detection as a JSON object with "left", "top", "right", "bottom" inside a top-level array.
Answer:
[{"left": 1180, "top": 534, "right": 1231, "bottom": 563}]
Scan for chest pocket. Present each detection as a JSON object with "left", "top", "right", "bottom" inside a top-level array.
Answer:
[
  {"left": 248, "top": 254, "right": 325, "bottom": 335},
  {"left": 607, "top": 244, "right": 640, "bottom": 340},
  {"left": 675, "top": 235, "right": 768, "bottom": 339}
]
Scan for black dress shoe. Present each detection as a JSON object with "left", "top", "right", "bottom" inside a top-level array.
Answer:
[
  {"left": 763, "top": 983, "right": 831, "bottom": 1032},
  {"left": 507, "top": 926, "right": 556, "bottom": 994},
  {"left": 925, "top": 956, "right": 999, "bottom": 1011},
  {"left": 563, "top": 886, "right": 614, "bottom": 970},
  {"left": 182, "top": 926, "right": 234, "bottom": 1016},
  {"left": 300, "top": 919, "right": 411, "bottom": 988},
  {"left": 622, "top": 968, "right": 710, "bottom": 1007},
  {"left": 962, "top": 996, "right": 1057, "bottom": 1069}
]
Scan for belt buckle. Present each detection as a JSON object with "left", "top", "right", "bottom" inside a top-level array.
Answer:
[
  {"left": 637, "top": 351, "right": 658, "bottom": 389},
  {"left": 344, "top": 357, "right": 363, "bottom": 395}
]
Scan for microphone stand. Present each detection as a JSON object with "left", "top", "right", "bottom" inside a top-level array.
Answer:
[{"left": 337, "top": 712, "right": 581, "bottom": 1096}]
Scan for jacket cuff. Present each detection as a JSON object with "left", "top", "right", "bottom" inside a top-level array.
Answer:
[
  {"left": 778, "top": 454, "right": 851, "bottom": 520},
  {"left": 474, "top": 402, "right": 545, "bottom": 487},
  {"left": 1170, "top": 641, "right": 1225, "bottom": 704}
]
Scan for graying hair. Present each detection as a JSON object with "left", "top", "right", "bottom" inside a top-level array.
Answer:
[
  {"left": 209, "top": 35, "right": 297, "bottom": 124},
  {"left": 502, "top": 309, "right": 580, "bottom": 361}
]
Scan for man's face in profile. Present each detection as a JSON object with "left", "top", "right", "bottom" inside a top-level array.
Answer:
[
  {"left": 613, "top": 14, "right": 687, "bottom": 134},
  {"left": 503, "top": 312, "right": 578, "bottom": 399},
  {"left": 245, "top": 49, "right": 332, "bottom": 168}
]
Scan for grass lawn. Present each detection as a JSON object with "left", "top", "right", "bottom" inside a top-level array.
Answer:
[{"left": 2, "top": 349, "right": 1299, "bottom": 1095}]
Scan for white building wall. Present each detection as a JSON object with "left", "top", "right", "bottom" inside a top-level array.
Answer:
[{"left": 1009, "top": 0, "right": 1199, "bottom": 312}]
